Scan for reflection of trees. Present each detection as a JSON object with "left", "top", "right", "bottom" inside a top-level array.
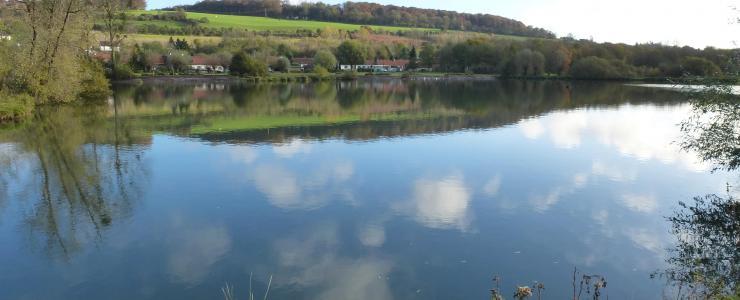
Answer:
[
  {"left": 658, "top": 194, "right": 739, "bottom": 298},
  {"left": 680, "top": 84, "right": 740, "bottom": 171},
  {"left": 6, "top": 105, "right": 148, "bottom": 258},
  {"left": 105, "top": 79, "right": 686, "bottom": 144},
  {"left": 662, "top": 82, "right": 740, "bottom": 298}
]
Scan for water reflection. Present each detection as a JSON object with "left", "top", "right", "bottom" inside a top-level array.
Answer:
[
  {"left": 655, "top": 83, "right": 740, "bottom": 298},
  {"left": 250, "top": 161, "right": 355, "bottom": 210},
  {"left": 407, "top": 174, "right": 472, "bottom": 230},
  {"left": 0, "top": 105, "right": 148, "bottom": 258},
  {"left": 519, "top": 105, "right": 708, "bottom": 172},
  {"left": 166, "top": 215, "right": 232, "bottom": 285},
  {"left": 0, "top": 79, "right": 727, "bottom": 299},
  {"left": 272, "top": 223, "right": 394, "bottom": 300},
  {"left": 105, "top": 79, "right": 682, "bottom": 144}
]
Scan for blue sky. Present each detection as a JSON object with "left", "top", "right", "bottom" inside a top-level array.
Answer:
[{"left": 147, "top": 0, "right": 738, "bottom": 48}]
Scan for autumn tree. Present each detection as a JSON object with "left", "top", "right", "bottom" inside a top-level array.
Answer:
[
  {"left": 14, "top": 0, "right": 105, "bottom": 102},
  {"left": 336, "top": 40, "right": 366, "bottom": 66}
]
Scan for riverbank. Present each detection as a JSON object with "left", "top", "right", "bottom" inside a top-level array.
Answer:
[{"left": 115, "top": 72, "right": 738, "bottom": 84}]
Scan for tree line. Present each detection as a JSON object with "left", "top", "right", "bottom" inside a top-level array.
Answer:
[
  {"left": 169, "top": 0, "right": 555, "bottom": 38},
  {"left": 431, "top": 37, "right": 738, "bottom": 79}
]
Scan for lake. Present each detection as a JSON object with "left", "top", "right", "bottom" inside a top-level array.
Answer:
[{"left": 0, "top": 79, "right": 733, "bottom": 299}]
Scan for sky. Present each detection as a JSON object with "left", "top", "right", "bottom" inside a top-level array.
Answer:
[{"left": 147, "top": 0, "right": 739, "bottom": 49}]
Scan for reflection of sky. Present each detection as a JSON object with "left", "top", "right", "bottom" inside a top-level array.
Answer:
[{"left": 0, "top": 103, "right": 733, "bottom": 299}]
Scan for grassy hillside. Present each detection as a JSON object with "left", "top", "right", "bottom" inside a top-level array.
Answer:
[{"left": 130, "top": 10, "right": 440, "bottom": 33}]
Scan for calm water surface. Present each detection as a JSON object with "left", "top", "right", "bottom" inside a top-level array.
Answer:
[{"left": 0, "top": 79, "right": 732, "bottom": 299}]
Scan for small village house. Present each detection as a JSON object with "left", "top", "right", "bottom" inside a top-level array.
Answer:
[
  {"left": 291, "top": 57, "right": 314, "bottom": 71},
  {"left": 99, "top": 41, "right": 120, "bottom": 52},
  {"left": 340, "top": 59, "right": 409, "bottom": 72},
  {"left": 190, "top": 55, "right": 225, "bottom": 73}
]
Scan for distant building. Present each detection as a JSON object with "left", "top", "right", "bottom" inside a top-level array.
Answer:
[
  {"left": 190, "top": 55, "right": 225, "bottom": 73},
  {"left": 99, "top": 41, "right": 120, "bottom": 52},
  {"left": 340, "top": 59, "right": 409, "bottom": 72},
  {"left": 92, "top": 51, "right": 112, "bottom": 63},
  {"left": 291, "top": 57, "right": 314, "bottom": 71}
]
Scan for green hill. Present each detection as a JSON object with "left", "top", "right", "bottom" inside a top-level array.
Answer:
[{"left": 129, "top": 10, "right": 440, "bottom": 33}]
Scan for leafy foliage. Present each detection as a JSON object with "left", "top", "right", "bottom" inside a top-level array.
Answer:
[
  {"left": 336, "top": 40, "right": 366, "bottom": 65},
  {"left": 680, "top": 82, "right": 740, "bottom": 171},
  {"left": 230, "top": 52, "right": 268, "bottom": 76},
  {"left": 313, "top": 50, "right": 337, "bottom": 70}
]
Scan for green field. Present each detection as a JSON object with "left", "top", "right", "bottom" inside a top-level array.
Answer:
[{"left": 130, "top": 10, "right": 440, "bottom": 33}]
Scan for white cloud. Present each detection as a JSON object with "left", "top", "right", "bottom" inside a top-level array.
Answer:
[
  {"left": 572, "top": 172, "right": 589, "bottom": 188},
  {"left": 358, "top": 224, "right": 386, "bottom": 247},
  {"left": 524, "top": 104, "right": 710, "bottom": 172},
  {"left": 530, "top": 189, "right": 562, "bottom": 213},
  {"left": 273, "top": 138, "right": 312, "bottom": 158},
  {"left": 251, "top": 161, "right": 355, "bottom": 210},
  {"left": 410, "top": 175, "right": 472, "bottom": 230},
  {"left": 520, "top": 0, "right": 738, "bottom": 48},
  {"left": 272, "top": 224, "right": 394, "bottom": 300},
  {"left": 482, "top": 175, "right": 502, "bottom": 197},
  {"left": 620, "top": 194, "right": 658, "bottom": 213},
  {"left": 227, "top": 145, "right": 258, "bottom": 165},
  {"left": 166, "top": 217, "right": 232, "bottom": 285},
  {"left": 624, "top": 228, "right": 664, "bottom": 255},
  {"left": 591, "top": 209, "right": 609, "bottom": 226},
  {"left": 253, "top": 165, "right": 304, "bottom": 208},
  {"left": 591, "top": 160, "right": 637, "bottom": 182},
  {"left": 519, "top": 118, "right": 545, "bottom": 139},
  {"left": 549, "top": 112, "right": 589, "bottom": 148}
]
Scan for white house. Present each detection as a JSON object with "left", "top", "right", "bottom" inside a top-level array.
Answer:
[
  {"left": 190, "top": 55, "right": 225, "bottom": 73},
  {"left": 99, "top": 41, "right": 120, "bottom": 52},
  {"left": 340, "top": 59, "right": 409, "bottom": 72}
]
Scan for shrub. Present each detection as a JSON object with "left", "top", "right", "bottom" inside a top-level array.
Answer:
[
  {"left": 230, "top": 52, "right": 268, "bottom": 77},
  {"left": 111, "top": 64, "right": 136, "bottom": 80},
  {"left": 570, "top": 56, "right": 621, "bottom": 79},
  {"left": 681, "top": 57, "right": 721, "bottom": 77},
  {"left": 339, "top": 70, "right": 358, "bottom": 81},
  {"left": 80, "top": 60, "right": 111, "bottom": 100},
  {"left": 313, "top": 50, "right": 338, "bottom": 70},
  {"left": 313, "top": 66, "right": 331, "bottom": 80},
  {"left": 273, "top": 56, "right": 290, "bottom": 73}
]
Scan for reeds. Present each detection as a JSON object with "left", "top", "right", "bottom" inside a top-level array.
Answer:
[{"left": 222, "top": 273, "right": 273, "bottom": 300}]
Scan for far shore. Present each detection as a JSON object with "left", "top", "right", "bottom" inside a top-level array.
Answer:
[{"left": 114, "top": 72, "right": 735, "bottom": 85}]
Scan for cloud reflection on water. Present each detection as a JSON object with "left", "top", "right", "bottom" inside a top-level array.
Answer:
[
  {"left": 518, "top": 104, "right": 708, "bottom": 172},
  {"left": 272, "top": 223, "right": 394, "bottom": 300}
]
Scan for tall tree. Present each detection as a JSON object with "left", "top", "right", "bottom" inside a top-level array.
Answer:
[
  {"left": 100, "top": 0, "right": 128, "bottom": 78},
  {"left": 336, "top": 40, "right": 366, "bottom": 66},
  {"left": 419, "top": 43, "right": 436, "bottom": 68},
  {"left": 408, "top": 46, "right": 418, "bottom": 70},
  {"left": 16, "top": 0, "right": 97, "bottom": 102}
]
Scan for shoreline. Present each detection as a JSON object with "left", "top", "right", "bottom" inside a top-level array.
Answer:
[{"left": 113, "top": 73, "right": 731, "bottom": 84}]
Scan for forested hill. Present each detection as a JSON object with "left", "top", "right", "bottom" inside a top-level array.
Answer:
[{"left": 168, "top": 0, "right": 556, "bottom": 38}]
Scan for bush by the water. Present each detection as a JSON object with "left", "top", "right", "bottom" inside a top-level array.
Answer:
[
  {"left": 230, "top": 52, "right": 268, "bottom": 77},
  {"left": 569, "top": 56, "right": 634, "bottom": 79},
  {"left": 272, "top": 56, "right": 290, "bottom": 73}
]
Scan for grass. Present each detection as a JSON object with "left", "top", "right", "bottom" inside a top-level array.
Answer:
[
  {"left": 0, "top": 92, "right": 34, "bottom": 122},
  {"left": 129, "top": 10, "right": 440, "bottom": 33},
  {"left": 189, "top": 111, "right": 457, "bottom": 134},
  {"left": 122, "top": 33, "right": 224, "bottom": 44}
]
